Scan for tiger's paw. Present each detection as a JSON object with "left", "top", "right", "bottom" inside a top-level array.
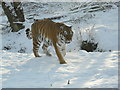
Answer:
[
  {"left": 46, "top": 53, "right": 52, "bottom": 56},
  {"left": 60, "top": 61, "right": 67, "bottom": 64},
  {"left": 35, "top": 55, "right": 42, "bottom": 57}
]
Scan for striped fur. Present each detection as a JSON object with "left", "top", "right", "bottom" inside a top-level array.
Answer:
[{"left": 26, "top": 19, "right": 73, "bottom": 64}]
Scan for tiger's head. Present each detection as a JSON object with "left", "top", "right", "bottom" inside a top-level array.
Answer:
[{"left": 57, "top": 23, "right": 73, "bottom": 44}]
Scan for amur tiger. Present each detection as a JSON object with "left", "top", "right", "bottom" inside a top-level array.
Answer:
[{"left": 26, "top": 19, "right": 73, "bottom": 64}]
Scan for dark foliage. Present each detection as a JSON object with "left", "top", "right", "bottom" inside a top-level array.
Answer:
[{"left": 81, "top": 40, "right": 98, "bottom": 52}]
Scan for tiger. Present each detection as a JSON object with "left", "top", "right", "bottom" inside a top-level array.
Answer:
[{"left": 26, "top": 19, "right": 73, "bottom": 64}]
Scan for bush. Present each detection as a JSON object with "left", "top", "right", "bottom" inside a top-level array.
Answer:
[
  {"left": 81, "top": 40, "right": 98, "bottom": 52},
  {"left": 78, "top": 25, "right": 99, "bottom": 52}
]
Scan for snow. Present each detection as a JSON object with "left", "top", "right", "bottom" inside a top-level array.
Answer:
[
  {"left": 0, "top": 2, "right": 119, "bottom": 88},
  {"left": 1, "top": 50, "right": 118, "bottom": 88}
]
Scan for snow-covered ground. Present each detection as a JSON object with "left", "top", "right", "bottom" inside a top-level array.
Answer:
[
  {"left": 1, "top": 50, "right": 118, "bottom": 88},
  {"left": 0, "top": 2, "right": 119, "bottom": 88}
]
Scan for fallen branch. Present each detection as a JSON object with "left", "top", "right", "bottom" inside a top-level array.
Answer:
[
  {"left": 34, "top": 15, "right": 66, "bottom": 21},
  {"left": 0, "top": 23, "right": 9, "bottom": 27}
]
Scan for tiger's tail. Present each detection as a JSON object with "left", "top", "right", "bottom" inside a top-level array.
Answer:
[{"left": 26, "top": 28, "right": 32, "bottom": 39}]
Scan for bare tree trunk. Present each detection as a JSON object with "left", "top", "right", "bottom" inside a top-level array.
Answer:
[
  {"left": 12, "top": 2, "right": 25, "bottom": 22},
  {"left": 2, "top": 2, "right": 25, "bottom": 32}
]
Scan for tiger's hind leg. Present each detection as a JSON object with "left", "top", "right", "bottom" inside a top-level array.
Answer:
[
  {"left": 42, "top": 40, "right": 52, "bottom": 56},
  {"left": 42, "top": 44, "right": 52, "bottom": 56},
  {"left": 33, "top": 37, "right": 41, "bottom": 57}
]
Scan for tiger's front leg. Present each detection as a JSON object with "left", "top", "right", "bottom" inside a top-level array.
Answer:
[
  {"left": 60, "top": 44, "right": 66, "bottom": 56},
  {"left": 33, "top": 37, "right": 41, "bottom": 57},
  {"left": 53, "top": 42, "right": 67, "bottom": 64},
  {"left": 58, "top": 42, "right": 66, "bottom": 57}
]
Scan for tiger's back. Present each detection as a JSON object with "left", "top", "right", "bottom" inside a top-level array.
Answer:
[{"left": 31, "top": 19, "right": 60, "bottom": 43}]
